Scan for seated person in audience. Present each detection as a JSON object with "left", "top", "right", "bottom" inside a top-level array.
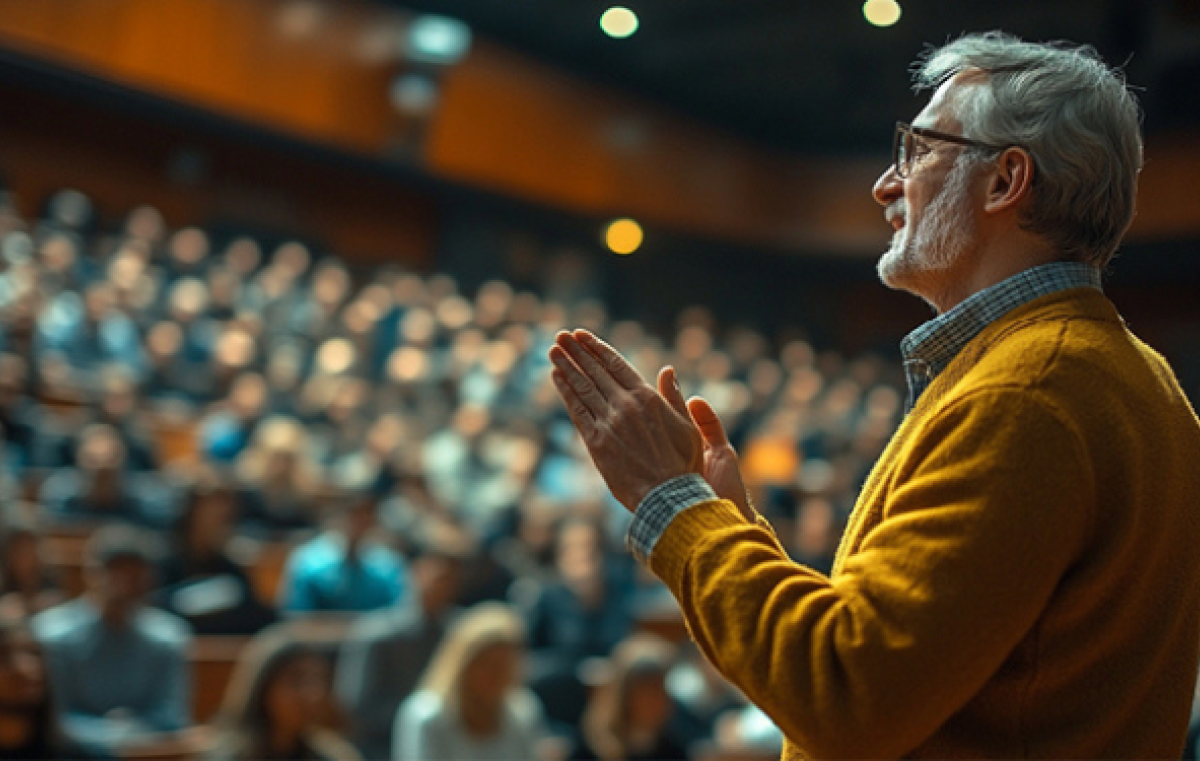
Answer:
[
  {"left": 335, "top": 521, "right": 471, "bottom": 759},
  {"left": 81, "top": 369, "right": 159, "bottom": 472},
  {"left": 35, "top": 230, "right": 92, "bottom": 300},
  {"left": 201, "top": 372, "right": 268, "bottom": 465},
  {"left": 31, "top": 524, "right": 191, "bottom": 754},
  {"left": 0, "top": 354, "right": 37, "bottom": 473},
  {"left": 236, "top": 415, "right": 322, "bottom": 531},
  {"left": 525, "top": 515, "right": 635, "bottom": 734},
  {"left": 210, "top": 624, "right": 360, "bottom": 761},
  {"left": 155, "top": 471, "right": 277, "bottom": 635},
  {"left": 0, "top": 519, "right": 64, "bottom": 619},
  {"left": 664, "top": 644, "right": 745, "bottom": 755},
  {"left": 261, "top": 340, "right": 307, "bottom": 419},
  {"left": 35, "top": 281, "right": 145, "bottom": 383},
  {"left": 141, "top": 321, "right": 190, "bottom": 403},
  {"left": 0, "top": 613, "right": 93, "bottom": 760},
  {"left": 163, "top": 277, "right": 219, "bottom": 399},
  {"left": 394, "top": 602, "right": 548, "bottom": 761},
  {"left": 572, "top": 634, "right": 687, "bottom": 761},
  {"left": 39, "top": 424, "right": 177, "bottom": 528},
  {"left": 277, "top": 493, "right": 407, "bottom": 613},
  {"left": 220, "top": 237, "right": 262, "bottom": 286},
  {"left": 39, "top": 190, "right": 95, "bottom": 241},
  {"left": 162, "top": 228, "right": 210, "bottom": 284}
]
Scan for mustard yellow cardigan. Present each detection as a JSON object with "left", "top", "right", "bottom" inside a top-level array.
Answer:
[{"left": 650, "top": 289, "right": 1200, "bottom": 759}]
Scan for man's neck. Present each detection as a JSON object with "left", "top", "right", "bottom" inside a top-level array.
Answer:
[
  {"left": 90, "top": 594, "right": 136, "bottom": 629},
  {"left": 931, "top": 234, "right": 1060, "bottom": 314}
]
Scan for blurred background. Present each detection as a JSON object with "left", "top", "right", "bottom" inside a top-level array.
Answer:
[{"left": 0, "top": 2, "right": 1196, "bottom": 760}]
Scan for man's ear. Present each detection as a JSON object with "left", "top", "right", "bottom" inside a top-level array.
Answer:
[{"left": 984, "top": 146, "right": 1035, "bottom": 214}]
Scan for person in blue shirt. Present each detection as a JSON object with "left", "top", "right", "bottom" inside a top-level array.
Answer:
[
  {"left": 31, "top": 524, "right": 190, "bottom": 755},
  {"left": 277, "top": 494, "right": 408, "bottom": 613}
]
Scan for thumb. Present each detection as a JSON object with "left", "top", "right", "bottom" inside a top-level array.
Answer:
[
  {"left": 657, "top": 366, "right": 691, "bottom": 420},
  {"left": 687, "top": 395, "right": 731, "bottom": 449}
]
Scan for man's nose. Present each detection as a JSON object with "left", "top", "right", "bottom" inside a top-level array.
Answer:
[{"left": 873, "top": 163, "right": 903, "bottom": 207}]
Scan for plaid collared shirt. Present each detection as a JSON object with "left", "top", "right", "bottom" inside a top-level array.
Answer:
[
  {"left": 900, "top": 261, "right": 1102, "bottom": 411},
  {"left": 626, "top": 261, "right": 1103, "bottom": 564}
]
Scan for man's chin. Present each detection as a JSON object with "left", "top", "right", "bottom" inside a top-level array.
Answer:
[{"left": 876, "top": 248, "right": 908, "bottom": 290}]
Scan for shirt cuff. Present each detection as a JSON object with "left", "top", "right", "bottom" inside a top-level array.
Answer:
[{"left": 626, "top": 473, "right": 718, "bottom": 564}]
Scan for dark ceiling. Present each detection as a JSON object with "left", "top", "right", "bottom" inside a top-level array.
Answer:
[{"left": 386, "top": 0, "right": 1200, "bottom": 157}]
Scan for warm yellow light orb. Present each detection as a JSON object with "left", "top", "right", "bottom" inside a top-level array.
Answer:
[
  {"left": 600, "top": 7, "right": 639, "bottom": 39},
  {"left": 863, "top": 0, "right": 901, "bottom": 27},
  {"left": 605, "top": 218, "right": 643, "bottom": 255}
]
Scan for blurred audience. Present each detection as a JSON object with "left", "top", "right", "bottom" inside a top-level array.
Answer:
[
  {"left": 210, "top": 624, "right": 360, "bottom": 761},
  {"left": 82, "top": 367, "right": 160, "bottom": 472},
  {"left": 394, "top": 602, "right": 548, "bottom": 761},
  {"left": 35, "top": 281, "right": 145, "bottom": 385},
  {"left": 572, "top": 633, "right": 686, "bottom": 761},
  {"left": 276, "top": 494, "right": 407, "bottom": 613},
  {"left": 335, "top": 521, "right": 472, "bottom": 759},
  {"left": 0, "top": 613, "right": 92, "bottom": 760},
  {"left": 31, "top": 523, "right": 190, "bottom": 754},
  {"left": 525, "top": 516, "right": 636, "bottom": 735},
  {"left": 665, "top": 644, "right": 746, "bottom": 755},
  {"left": 0, "top": 354, "right": 37, "bottom": 474},
  {"left": 155, "top": 470, "right": 277, "bottom": 635},
  {"left": 236, "top": 416, "right": 321, "bottom": 531},
  {"left": 0, "top": 519, "right": 64, "bottom": 620},
  {"left": 39, "top": 423, "right": 176, "bottom": 528},
  {"left": 201, "top": 372, "right": 268, "bottom": 465}
]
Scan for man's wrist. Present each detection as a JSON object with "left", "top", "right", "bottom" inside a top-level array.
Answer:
[{"left": 626, "top": 473, "right": 718, "bottom": 564}]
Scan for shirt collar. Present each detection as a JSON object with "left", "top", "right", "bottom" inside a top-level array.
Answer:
[{"left": 899, "top": 261, "right": 1102, "bottom": 410}]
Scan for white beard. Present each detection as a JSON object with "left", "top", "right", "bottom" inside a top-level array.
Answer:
[{"left": 877, "top": 155, "right": 978, "bottom": 303}]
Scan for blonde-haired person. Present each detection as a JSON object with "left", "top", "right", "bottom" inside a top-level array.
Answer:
[
  {"left": 393, "top": 602, "right": 550, "bottom": 761},
  {"left": 210, "top": 624, "right": 360, "bottom": 761},
  {"left": 571, "top": 634, "right": 687, "bottom": 761}
]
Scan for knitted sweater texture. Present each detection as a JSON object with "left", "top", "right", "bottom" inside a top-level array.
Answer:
[{"left": 650, "top": 288, "right": 1200, "bottom": 759}]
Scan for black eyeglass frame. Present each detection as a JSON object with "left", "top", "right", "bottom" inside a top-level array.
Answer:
[{"left": 892, "top": 121, "right": 1010, "bottom": 178}]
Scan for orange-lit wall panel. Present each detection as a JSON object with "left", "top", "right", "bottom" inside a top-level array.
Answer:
[{"left": 0, "top": 0, "right": 403, "bottom": 154}]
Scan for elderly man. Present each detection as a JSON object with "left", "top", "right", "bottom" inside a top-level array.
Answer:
[{"left": 549, "top": 32, "right": 1200, "bottom": 759}]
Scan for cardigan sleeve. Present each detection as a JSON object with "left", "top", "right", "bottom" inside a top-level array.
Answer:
[{"left": 648, "top": 388, "right": 1093, "bottom": 759}]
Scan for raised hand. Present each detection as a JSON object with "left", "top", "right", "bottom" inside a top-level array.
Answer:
[
  {"left": 653, "top": 366, "right": 753, "bottom": 521},
  {"left": 687, "top": 395, "right": 756, "bottom": 522},
  {"left": 549, "top": 329, "right": 703, "bottom": 512}
]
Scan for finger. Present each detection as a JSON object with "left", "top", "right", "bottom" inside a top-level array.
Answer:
[
  {"left": 548, "top": 344, "right": 610, "bottom": 419},
  {"left": 550, "top": 367, "right": 597, "bottom": 438},
  {"left": 657, "top": 366, "right": 690, "bottom": 420},
  {"left": 555, "top": 331, "right": 627, "bottom": 401},
  {"left": 574, "top": 329, "right": 646, "bottom": 390},
  {"left": 687, "top": 395, "right": 732, "bottom": 449}
]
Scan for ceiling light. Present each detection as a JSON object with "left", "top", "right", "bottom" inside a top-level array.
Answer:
[
  {"left": 407, "top": 15, "right": 472, "bottom": 64},
  {"left": 863, "top": 0, "right": 901, "bottom": 27},
  {"left": 600, "top": 7, "right": 639, "bottom": 39},
  {"left": 605, "top": 219, "right": 643, "bottom": 255}
]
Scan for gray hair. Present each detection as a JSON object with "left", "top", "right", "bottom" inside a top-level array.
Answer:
[{"left": 916, "top": 31, "right": 1143, "bottom": 268}]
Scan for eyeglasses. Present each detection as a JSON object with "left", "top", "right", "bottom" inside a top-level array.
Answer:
[{"left": 892, "top": 121, "right": 1009, "bottom": 178}]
